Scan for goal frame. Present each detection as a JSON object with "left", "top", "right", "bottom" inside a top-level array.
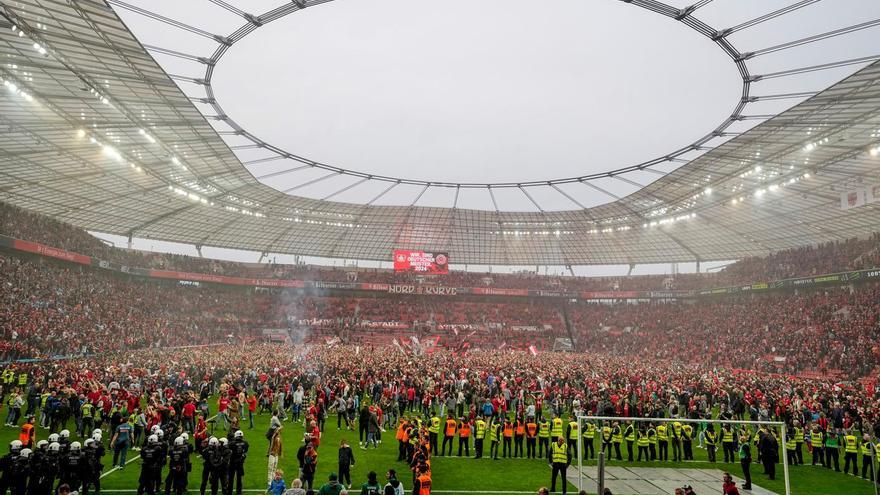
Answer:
[{"left": 575, "top": 415, "right": 790, "bottom": 495}]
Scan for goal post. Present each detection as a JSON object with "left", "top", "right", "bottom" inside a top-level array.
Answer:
[{"left": 575, "top": 415, "right": 790, "bottom": 495}]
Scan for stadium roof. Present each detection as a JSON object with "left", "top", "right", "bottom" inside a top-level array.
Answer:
[{"left": 1, "top": 0, "right": 880, "bottom": 266}]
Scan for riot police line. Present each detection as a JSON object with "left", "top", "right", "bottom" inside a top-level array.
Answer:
[{"left": 0, "top": 425, "right": 249, "bottom": 495}]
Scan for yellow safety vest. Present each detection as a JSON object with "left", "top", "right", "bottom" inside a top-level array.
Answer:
[
  {"left": 705, "top": 431, "right": 717, "bottom": 446},
  {"left": 624, "top": 424, "right": 635, "bottom": 441},
  {"left": 810, "top": 431, "right": 823, "bottom": 448},
  {"left": 583, "top": 423, "right": 595, "bottom": 439},
  {"left": 568, "top": 421, "right": 579, "bottom": 440},
  {"left": 722, "top": 429, "right": 734, "bottom": 443},
  {"left": 538, "top": 421, "right": 551, "bottom": 438},
  {"left": 794, "top": 427, "right": 804, "bottom": 442},
  {"left": 786, "top": 437, "right": 796, "bottom": 451},
  {"left": 637, "top": 431, "right": 649, "bottom": 447},
  {"left": 429, "top": 417, "right": 441, "bottom": 434},
  {"left": 657, "top": 425, "right": 668, "bottom": 441},
  {"left": 601, "top": 426, "right": 612, "bottom": 442},
  {"left": 861, "top": 442, "right": 873, "bottom": 456},
  {"left": 475, "top": 420, "right": 487, "bottom": 439},
  {"left": 551, "top": 441, "right": 568, "bottom": 464},
  {"left": 845, "top": 435, "right": 858, "bottom": 453},
  {"left": 648, "top": 428, "right": 657, "bottom": 445},
  {"left": 551, "top": 418, "right": 564, "bottom": 438},
  {"left": 612, "top": 426, "right": 622, "bottom": 443},
  {"left": 681, "top": 424, "right": 692, "bottom": 441}
]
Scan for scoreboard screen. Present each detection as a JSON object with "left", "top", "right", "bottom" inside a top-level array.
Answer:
[{"left": 393, "top": 250, "right": 449, "bottom": 274}]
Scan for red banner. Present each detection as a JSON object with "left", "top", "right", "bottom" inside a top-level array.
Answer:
[
  {"left": 13, "top": 239, "right": 92, "bottom": 265},
  {"left": 393, "top": 250, "right": 449, "bottom": 274}
]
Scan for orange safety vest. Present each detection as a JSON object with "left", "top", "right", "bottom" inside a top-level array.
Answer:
[
  {"left": 503, "top": 422, "right": 514, "bottom": 438},
  {"left": 527, "top": 423, "right": 538, "bottom": 438},
  {"left": 445, "top": 419, "right": 456, "bottom": 437},
  {"left": 397, "top": 423, "right": 409, "bottom": 442},
  {"left": 417, "top": 474, "right": 432, "bottom": 495},
  {"left": 459, "top": 422, "right": 471, "bottom": 437},
  {"left": 19, "top": 423, "right": 34, "bottom": 445},
  {"left": 515, "top": 421, "right": 525, "bottom": 436}
]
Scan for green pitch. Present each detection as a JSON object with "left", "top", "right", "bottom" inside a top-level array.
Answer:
[{"left": 4, "top": 408, "right": 877, "bottom": 495}]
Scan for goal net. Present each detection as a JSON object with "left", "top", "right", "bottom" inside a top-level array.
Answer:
[{"left": 574, "top": 415, "right": 790, "bottom": 495}]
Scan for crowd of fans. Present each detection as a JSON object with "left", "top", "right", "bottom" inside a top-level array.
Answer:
[
  {"left": 2, "top": 202, "right": 879, "bottom": 293},
  {"left": 2, "top": 245, "right": 879, "bottom": 382}
]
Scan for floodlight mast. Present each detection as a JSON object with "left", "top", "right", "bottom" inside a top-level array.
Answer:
[{"left": 576, "top": 415, "right": 790, "bottom": 495}]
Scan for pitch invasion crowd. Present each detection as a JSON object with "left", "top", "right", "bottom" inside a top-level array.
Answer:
[
  {"left": 2, "top": 202, "right": 879, "bottom": 292},
  {"left": 1, "top": 345, "right": 880, "bottom": 495}
]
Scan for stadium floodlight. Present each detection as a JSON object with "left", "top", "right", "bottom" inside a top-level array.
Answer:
[{"left": 576, "top": 415, "right": 790, "bottom": 495}]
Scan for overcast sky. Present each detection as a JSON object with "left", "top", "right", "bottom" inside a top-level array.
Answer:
[{"left": 105, "top": 0, "right": 880, "bottom": 273}]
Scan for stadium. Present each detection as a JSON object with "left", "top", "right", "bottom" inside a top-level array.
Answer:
[{"left": 1, "top": 0, "right": 880, "bottom": 494}]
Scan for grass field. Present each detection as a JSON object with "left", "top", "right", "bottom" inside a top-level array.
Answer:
[{"left": 4, "top": 406, "right": 878, "bottom": 495}]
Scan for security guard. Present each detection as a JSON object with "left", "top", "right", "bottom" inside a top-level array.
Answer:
[
  {"left": 843, "top": 429, "right": 859, "bottom": 475},
  {"left": 704, "top": 425, "right": 717, "bottom": 463},
  {"left": 168, "top": 435, "right": 191, "bottom": 495},
  {"left": 582, "top": 421, "right": 596, "bottom": 460},
  {"left": 549, "top": 436, "right": 571, "bottom": 495},
  {"left": 860, "top": 434, "right": 875, "bottom": 481},
  {"left": 681, "top": 423, "right": 693, "bottom": 461},
  {"left": 474, "top": 417, "right": 487, "bottom": 459},
  {"left": 671, "top": 421, "right": 682, "bottom": 462},
  {"left": 611, "top": 421, "right": 623, "bottom": 461},
  {"left": 721, "top": 424, "right": 735, "bottom": 463},
  {"left": 785, "top": 428, "right": 797, "bottom": 467},
  {"left": 810, "top": 425, "right": 825, "bottom": 467},
  {"left": 636, "top": 426, "right": 650, "bottom": 461},
  {"left": 525, "top": 417, "right": 538, "bottom": 459},
  {"left": 513, "top": 417, "right": 525, "bottom": 458},
  {"left": 793, "top": 420, "right": 805, "bottom": 465},
  {"left": 489, "top": 418, "right": 502, "bottom": 460},
  {"left": 442, "top": 414, "right": 456, "bottom": 457},
  {"left": 428, "top": 414, "right": 440, "bottom": 455},
  {"left": 566, "top": 416, "right": 579, "bottom": 456},
  {"left": 647, "top": 423, "right": 658, "bottom": 461},
  {"left": 537, "top": 416, "right": 551, "bottom": 458},
  {"left": 457, "top": 418, "right": 471, "bottom": 457},
  {"left": 656, "top": 423, "right": 669, "bottom": 461},
  {"left": 551, "top": 415, "right": 564, "bottom": 444},
  {"left": 501, "top": 417, "right": 514, "bottom": 458},
  {"left": 623, "top": 422, "right": 636, "bottom": 462},
  {"left": 601, "top": 422, "right": 613, "bottom": 459}
]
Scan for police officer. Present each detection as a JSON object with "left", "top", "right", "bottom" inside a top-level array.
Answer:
[
  {"left": 30, "top": 440, "right": 49, "bottom": 495},
  {"left": 227, "top": 431, "right": 248, "bottom": 495},
  {"left": 60, "top": 441, "right": 85, "bottom": 493},
  {"left": 9, "top": 448, "right": 31, "bottom": 495},
  {"left": 0, "top": 440, "right": 23, "bottom": 495},
  {"left": 199, "top": 437, "right": 218, "bottom": 495},
  {"left": 168, "top": 435, "right": 191, "bottom": 495},
  {"left": 207, "top": 437, "right": 229, "bottom": 495},
  {"left": 41, "top": 442, "right": 63, "bottom": 495},
  {"left": 549, "top": 436, "right": 571, "bottom": 495},
  {"left": 138, "top": 435, "right": 162, "bottom": 495},
  {"left": 59, "top": 430, "right": 72, "bottom": 456},
  {"left": 90, "top": 431, "right": 106, "bottom": 495}
]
